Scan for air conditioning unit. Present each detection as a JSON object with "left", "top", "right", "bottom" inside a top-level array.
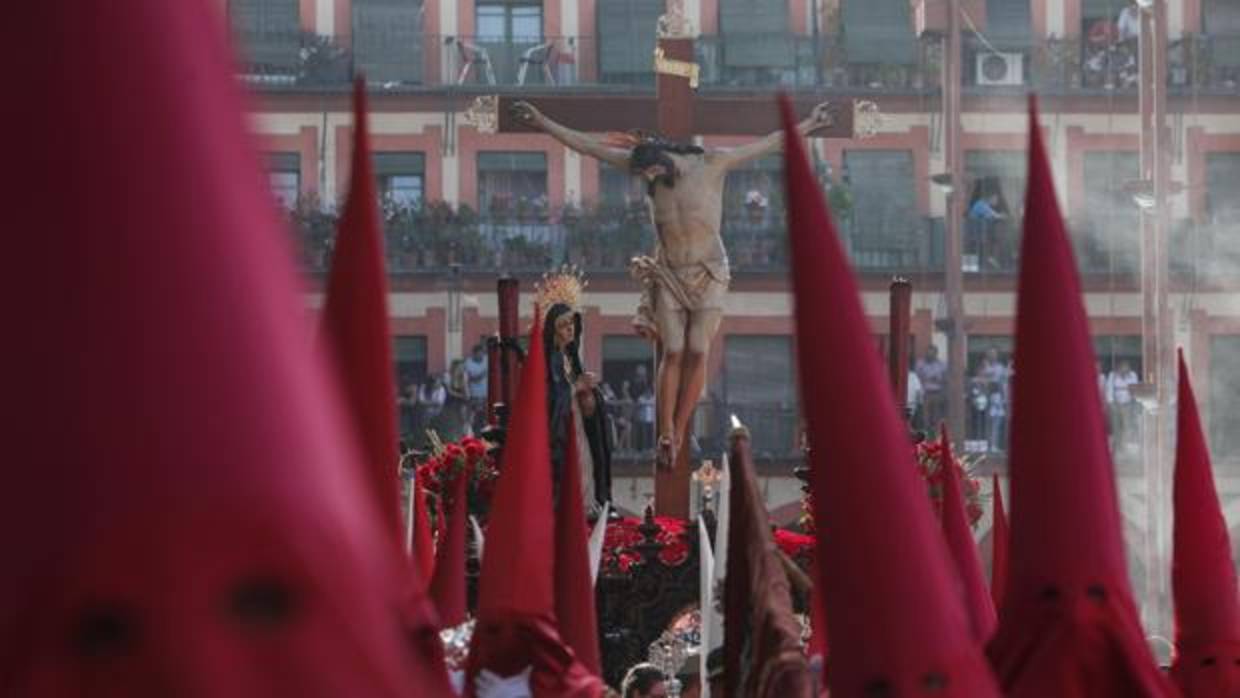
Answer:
[{"left": 975, "top": 52, "right": 1024, "bottom": 86}]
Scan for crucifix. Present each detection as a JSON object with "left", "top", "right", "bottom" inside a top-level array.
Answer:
[{"left": 465, "top": 2, "right": 879, "bottom": 519}]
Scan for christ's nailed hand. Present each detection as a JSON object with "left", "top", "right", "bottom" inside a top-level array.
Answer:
[
  {"left": 809, "top": 101, "right": 835, "bottom": 129},
  {"left": 511, "top": 100, "right": 542, "bottom": 128}
]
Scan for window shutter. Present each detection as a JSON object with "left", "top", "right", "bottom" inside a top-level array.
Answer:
[
  {"left": 719, "top": 0, "right": 794, "bottom": 68},
  {"left": 374, "top": 152, "right": 426, "bottom": 176},
  {"left": 1206, "top": 0, "right": 1240, "bottom": 67},
  {"left": 985, "top": 0, "right": 1032, "bottom": 44},
  {"left": 841, "top": 0, "right": 916, "bottom": 64},
  {"left": 478, "top": 152, "right": 548, "bottom": 172},
  {"left": 597, "top": 0, "right": 662, "bottom": 79},
  {"left": 1207, "top": 153, "right": 1240, "bottom": 217},
  {"left": 229, "top": 0, "right": 300, "bottom": 68},
  {"left": 1081, "top": 0, "right": 1122, "bottom": 19},
  {"left": 844, "top": 150, "right": 917, "bottom": 249},
  {"left": 352, "top": 0, "right": 424, "bottom": 83},
  {"left": 266, "top": 152, "right": 301, "bottom": 172}
]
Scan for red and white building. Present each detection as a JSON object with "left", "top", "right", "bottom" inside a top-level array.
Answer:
[{"left": 222, "top": 0, "right": 1239, "bottom": 581}]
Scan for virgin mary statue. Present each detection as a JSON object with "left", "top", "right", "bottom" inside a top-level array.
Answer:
[{"left": 537, "top": 267, "right": 612, "bottom": 512}]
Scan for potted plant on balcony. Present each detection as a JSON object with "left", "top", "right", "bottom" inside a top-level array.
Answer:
[
  {"left": 564, "top": 203, "right": 604, "bottom": 268},
  {"left": 290, "top": 193, "right": 337, "bottom": 271},
  {"left": 298, "top": 33, "right": 350, "bottom": 85}
]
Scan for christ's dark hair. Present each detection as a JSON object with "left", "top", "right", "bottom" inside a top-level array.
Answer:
[
  {"left": 629, "top": 141, "right": 703, "bottom": 171},
  {"left": 629, "top": 140, "right": 703, "bottom": 196}
]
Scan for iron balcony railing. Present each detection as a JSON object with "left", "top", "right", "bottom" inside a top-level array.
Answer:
[{"left": 232, "top": 29, "right": 1240, "bottom": 94}]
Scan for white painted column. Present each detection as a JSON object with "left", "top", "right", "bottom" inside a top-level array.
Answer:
[
  {"left": 322, "top": 112, "right": 344, "bottom": 205},
  {"left": 315, "top": 0, "right": 334, "bottom": 36},
  {"left": 684, "top": 0, "right": 703, "bottom": 35},
  {"left": 1168, "top": 0, "right": 1184, "bottom": 37},
  {"left": 560, "top": 0, "right": 579, "bottom": 36},
  {"left": 442, "top": 0, "right": 459, "bottom": 36},
  {"left": 445, "top": 296, "right": 461, "bottom": 369},
  {"left": 442, "top": 141, "right": 461, "bottom": 206},
  {"left": 1046, "top": 0, "right": 1065, "bottom": 37},
  {"left": 565, "top": 148, "right": 582, "bottom": 206}
]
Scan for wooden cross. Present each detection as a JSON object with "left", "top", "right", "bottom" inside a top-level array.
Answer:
[{"left": 467, "top": 4, "right": 878, "bottom": 519}]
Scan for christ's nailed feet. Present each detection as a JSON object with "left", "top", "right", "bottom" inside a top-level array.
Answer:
[{"left": 656, "top": 434, "right": 676, "bottom": 471}]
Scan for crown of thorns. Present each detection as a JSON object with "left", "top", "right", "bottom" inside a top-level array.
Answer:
[{"left": 604, "top": 130, "right": 704, "bottom": 156}]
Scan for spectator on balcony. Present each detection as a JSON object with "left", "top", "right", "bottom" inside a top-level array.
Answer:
[
  {"left": 1106, "top": 359, "right": 1141, "bottom": 453},
  {"left": 907, "top": 367, "right": 924, "bottom": 427},
  {"left": 439, "top": 360, "right": 473, "bottom": 442},
  {"left": 631, "top": 364, "right": 651, "bottom": 407},
  {"left": 744, "top": 189, "right": 770, "bottom": 226},
  {"left": 915, "top": 344, "right": 948, "bottom": 430},
  {"left": 987, "top": 370, "right": 1009, "bottom": 454},
  {"left": 607, "top": 381, "right": 634, "bottom": 453},
  {"left": 417, "top": 374, "right": 447, "bottom": 424},
  {"left": 465, "top": 343, "right": 489, "bottom": 405},
  {"left": 967, "top": 191, "right": 1008, "bottom": 270},
  {"left": 635, "top": 384, "right": 656, "bottom": 453},
  {"left": 1116, "top": 1, "right": 1141, "bottom": 44},
  {"left": 1097, "top": 360, "right": 1114, "bottom": 441},
  {"left": 397, "top": 376, "right": 418, "bottom": 437},
  {"left": 967, "top": 363, "right": 991, "bottom": 446},
  {"left": 980, "top": 348, "right": 1008, "bottom": 385}
]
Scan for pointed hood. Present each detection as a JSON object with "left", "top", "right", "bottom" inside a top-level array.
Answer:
[
  {"left": 779, "top": 94, "right": 999, "bottom": 697},
  {"left": 429, "top": 465, "right": 470, "bottom": 627},
  {"left": 990, "top": 473, "right": 1010, "bottom": 611},
  {"left": 467, "top": 311, "right": 601, "bottom": 697},
  {"left": 937, "top": 429, "right": 998, "bottom": 643},
  {"left": 4, "top": 3, "right": 450, "bottom": 694},
  {"left": 320, "top": 79, "right": 403, "bottom": 542},
  {"left": 986, "top": 97, "right": 1174, "bottom": 697},
  {"left": 1170, "top": 351, "right": 1240, "bottom": 696},
  {"left": 553, "top": 420, "right": 602, "bottom": 675},
  {"left": 723, "top": 428, "right": 810, "bottom": 698}
]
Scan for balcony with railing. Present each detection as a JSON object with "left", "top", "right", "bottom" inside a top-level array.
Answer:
[
  {"left": 694, "top": 33, "right": 940, "bottom": 93},
  {"left": 291, "top": 198, "right": 950, "bottom": 276},
  {"left": 230, "top": 25, "right": 1240, "bottom": 96},
  {"left": 1002, "top": 33, "right": 1240, "bottom": 94}
]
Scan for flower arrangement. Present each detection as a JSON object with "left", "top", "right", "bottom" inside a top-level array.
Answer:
[
  {"left": 413, "top": 434, "right": 499, "bottom": 519},
  {"left": 798, "top": 439, "right": 983, "bottom": 534},
  {"left": 916, "top": 439, "right": 984, "bottom": 527},
  {"left": 601, "top": 516, "right": 691, "bottom": 573}
]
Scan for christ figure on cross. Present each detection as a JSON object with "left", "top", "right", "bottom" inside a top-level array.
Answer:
[{"left": 512, "top": 99, "right": 835, "bottom": 468}]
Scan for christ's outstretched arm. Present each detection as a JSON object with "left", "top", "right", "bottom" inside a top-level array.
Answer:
[
  {"left": 708, "top": 101, "right": 835, "bottom": 172},
  {"left": 511, "top": 101, "right": 631, "bottom": 169}
]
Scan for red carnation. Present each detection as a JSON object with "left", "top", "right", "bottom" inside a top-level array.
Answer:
[
  {"left": 463, "top": 439, "right": 487, "bottom": 461},
  {"left": 443, "top": 443, "right": 465, "bottom": 462}
]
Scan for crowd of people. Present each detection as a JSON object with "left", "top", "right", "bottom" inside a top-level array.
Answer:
[
  {"left": 599, "top": 365, "right": 658, "bottom": 455},
  {"left": 399, "top": 344, "right": 490, "bottom": 448},
  {"left": 400, "top": 349, "right": 664, "bottom": 460},
  {"left": 908, "top": 344, "right": 1144, "bottom": 456}
]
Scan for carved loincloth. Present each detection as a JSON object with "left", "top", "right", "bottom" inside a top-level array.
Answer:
[{"left": 629, "top": 254, "right": 731, "bottom": 341}]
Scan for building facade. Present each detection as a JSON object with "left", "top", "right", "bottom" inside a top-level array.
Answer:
[{"left": 223, "top": 0, "right": 1238, "bottom": 560}]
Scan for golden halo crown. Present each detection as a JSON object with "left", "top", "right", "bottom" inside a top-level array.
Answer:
[{"left": 535, "top": 264, "right": 587, "bottom": 312}]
